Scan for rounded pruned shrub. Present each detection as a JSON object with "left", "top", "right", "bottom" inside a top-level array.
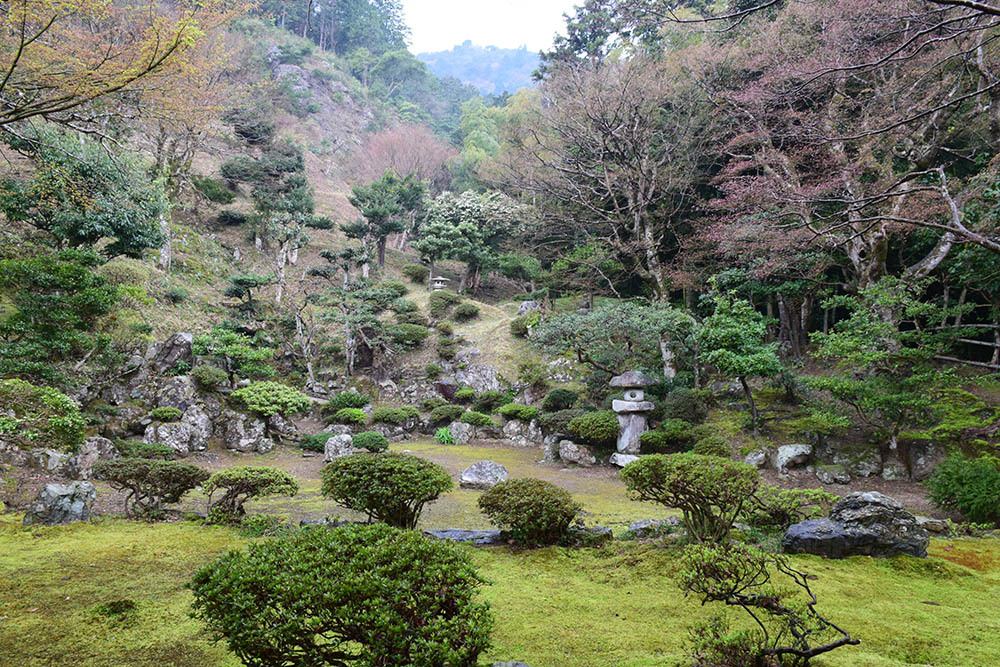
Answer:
[
  {"left": 741, "top": 485, "right": 838, "bottom": 531},
  {"left": 353, "top": 431, "right": 389, "bottom": 453},
  {"left": 149, "top": 406, "right": 183, "bottom": 422},
  {"left": 453, "top": 302, "right": 480, "bottom": 321},
  {"left": 509, "top": 313, "right": 539, "bottom": 338},
  {"left": 379, "top": 280, "right": 409, "bottom": 299},
  {"left": 639, "top": 418, "right": 694, "bottom": 454},
  {"left": 396, "top": 311, "right": 430, "bottom": 327},
  {"left": 541, "top": 388, "right": 578, "bottom": 412},
  {"left": 231, "top": 382, "right": 311, "bottom": 418},
  {"left": 537, "top": 408, "right": 588, "bottom": 435},
  {"left": 662, "top": 388, "right": 709, "bottom": 424},
  {"left": 370, "top": 406, "right": 420, "bottom": 425},
  {"left": 192, "top": 365, "right": 228, "bottom": 390},
  {"left": 324, "top": 391, "right": 370, "bottom": 412},
  {"left": 454, "top": 386, "right": 476, "bottom": 403},
  {"left": 0, "top": 379, "right": 85, "bottom": 453},
  {"left": 435, "top": 321, "right": 454, "bottom": 336},
  {"left": 692, "top": 435, "right": 731, "bottom": 458},
  {"left": 299, "top": 432, "right": 333, "bottom": 453},
  {"left": 429, "top": 404, "right": 465, "bottom": 425},
  {"left": 567, "top": 410, "right": 619, "bottom": 447},
  {"left": 204, "top": 466, "right": 298, "bottom": 523},
  {"left": 391, "top": 297, "right": 418, "bottom": 314},
  {"left": 478, "top": 478, "right": 582, "bottom": 546},
  {"left": 620, "top": 453, "right": 760, "bottom": 543},
  {"left": 425, "top": 363, "right": 443, "bottom": 380},
  {"left": 389, "top": 323, "right": 430, "bottom": 348},
  {"left": 321, "top": 453, "right": 453, "bottom": 529},
  {"left": 437, "top": 336, "right": 458, "bottom": 360},
  {"left": 421, "top": 397, "right": 449, "bottom": 412},
  {"left": 474, "top": 390, "right": 511, "bottom": 414},
  {"left": 460, "top": 411, "right": 497, "bottom": 428},
  {"left": 498, "top": 403, "right": 539, "bottom": 422},
  {"left": 188, "top": 523, "right": 493, "bottom": 667},
  {"left": 401, "top": 263, "right": 430, "bottom": 284},
  {"left": 116, "top": 439, "right": 175, "bottom": 460},
  {"left": 94, "top": 459, "right": 209, "bottom": 519},
  {"left": 331, "top": 407, "right": 367, "bottom": 426},
  {"left": 927, "top": 455, "right": 1000, "bottom": 526},
  {"left": 429, "top": 290, "right": 462, "bottom": 318}
]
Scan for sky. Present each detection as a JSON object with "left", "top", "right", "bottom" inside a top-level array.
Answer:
[{"left": 402, "top": 0, "right": 579, "bottom": 54}]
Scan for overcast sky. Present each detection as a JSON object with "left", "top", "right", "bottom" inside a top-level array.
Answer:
[{"left": 402, "top": 0, "right": 579, "bottom": 54}]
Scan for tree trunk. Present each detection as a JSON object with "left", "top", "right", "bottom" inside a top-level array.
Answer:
[
  {"left": 157, "top": 211, "right": 171, "bottom": 271},
  {"left": 377, "top": 237, "right": 387, "bottom": 268},
  {"left": 740, "top": 376, "right": 760, "bottom": 435}
]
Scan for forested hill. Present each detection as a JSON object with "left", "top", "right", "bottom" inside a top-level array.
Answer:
[{"left": 418, "top": 42, "right": 539, "bottom": 95}]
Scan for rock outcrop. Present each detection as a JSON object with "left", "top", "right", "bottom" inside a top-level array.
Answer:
[
  {"left": 460, "top": 461, "right": 508, "bottom": 489},
  {"left": 323, "top": 434, "right": 354, "bottom": 462},
  {"left": 783, "top": 491, "right": 928, "bottom": 558},
  {"left": 558, "top": 440, "right": 596, "bottom": 467},
  {"left": 23, "top": 482, "right": 97, "bottom": 526}
]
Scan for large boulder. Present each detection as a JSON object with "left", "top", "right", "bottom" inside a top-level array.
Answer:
[
  {"left": 744, "top": 449, "right": 769, "bottom": 469},
  {"left": 23, "top": 482, "right": 97, "bottom": 526},
  {"left": 323, "top": 434, "right": 354, "bottom": 462},
  {"left": 448, "top": 421, "right": 475, "bottom": 446},
  {"left": 775, "top": 443, "right": 812, "bottom": 474},
  {"left": 221, "top": 411, "right": 272, "bottom": 453},
  {"left": 454, "top": 363, "right": 504, "bottom": 394},
  {"left": 460, "top": 461, "right": 508, "bottom": 490},
  {"left": 609, "top": 452, "right": 639, "bottom": 468},
  {"left": 267, "top": 413, "right": 299, "bottom": 442},
  {"left": 558, "top": 440, "right": 596, "bottom": 467},
  {"left": 148, "top": 332, "right": 193, "bottom": 375},
  {"left": 69, "top": 436, "right": 119, "bottom": 480},
  {"left": 502, "top": 419, "right": 543, "bottom": 448},
  {"left": 154, "top": 375, "right": 199, "bottom": 412},
  {"left": 517, "top": 300, "right": 541, "bottom": 315},
  {"left": 783, "top": 491, "right": 928, "bottom": 558},
  {"left": 142, "top": 405, "right": 211, "bottom": 457}
]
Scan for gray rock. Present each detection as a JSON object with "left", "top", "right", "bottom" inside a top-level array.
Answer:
[
  {"left": 154, "top": 375, "right": 198, "bottom": 412},
  {"left": 568, "top": 525, "right": 613, "bottom": 544},
  {"left": 744, "top": 449, "right": 769, "bottom": 468},
  {"left": 182, "top": 405, "right": 212, "bottom": 452},
  {"left": 267, "top": 413, "right": 299, "bottom": 441},
  {"left": 627, "top": 517, "right": 681, "bottom": 537},
  {"left": 558, "top": 440, "right": 596, "bottom": 467},
  {"left": 371, "top": 423, "right": 408, "bottom": 441},
  {"left": 28, "top": 448, "right": 72, "bottom": 475},
  {"left": 322, "top": 424, "right": 354, "bottom": 436},
  {"left": 825, "top": 445, "right": 882, "bottom": 478},
  {"left": 460, "top": 461, "right": 508, "bottom": 489},
  {"left": 609, "top": 452, "right": 639, "bottom": 467},
  {"left": 775, "top": 444, "right": 812, "bottom": 474},
  {"left": 783, "top": 491, "right": 928, "bottom": 558},
  {"left": 143, "top": 421, "right": 195, "bottom": 456},
  {"left": 542, "top": 434, "right": 562, "bottom": 462},
  {"left": 222, "top": 411, "right": 271, "bottom": 453},
  {"left": 517, "top": 300, "right": 541, "bottom": 315},
  {"left": 815, "top": 465, "right": 851, "bottom": 485},
  {"left": 70, "top": 436, "right": 119, "bottom": 480},
  {"left": 423, "top": 529, "right": 504, "bottom": 545},
  {"left": 502, "top": 419, "right": 543, "bottom": 447},
  {"left": 448, "top": 421, "right": 475, "bottom": 446},
  {"left": 915, "top": 516, "right": 950, "bottom": 534},
  {"left": 148, "top": 332, "right": 193, "bottom": 375},
  {"left": 609, "top": 370, "right": 657, "bottom": 388},
  {"left": 323, "top": 434, "right": 354, "bottom": 462},
  {"left": 615, "top": 411, "right": 649, "bottom": 454},
  {"left": 434, "top": 379, "right": 458, "bottom": 401},
  {"left": 910, "top": 440, "right": 947, "bottom": 481},
  {"left": 881, "top": 460, "right": 908, "bottom": 481},
  {"left": 23, "top": 482, "right": 96, "bottom": 526},
  {"left": 454, "top": 363, "right": 504, "bottom": 394}
]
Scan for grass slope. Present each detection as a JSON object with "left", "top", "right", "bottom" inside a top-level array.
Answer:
[{"left": 2, "top": 515, "right": 999, "bottom": 666}]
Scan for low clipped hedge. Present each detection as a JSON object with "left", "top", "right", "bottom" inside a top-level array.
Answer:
[
  {"left": 429, "top": 404, "right": 465, "bottom": 425},
  {"left": 370, "top": 406, "right": 420, "bottom": 425},
  {"left": 389, "top": 323, "right": 430, "bottom": 348},
  {"left": 567, "top": 410, "right": 619, "bottom": 447},
  {"left": 460, "top": 411, "right": 497, "bottom": 428},
  {"left": 323, "top": 391, "right": 370, "bottom": 412},
  {"left": 453, "top": 303, "right": 480, "bottom": 321},
  {"left": 473, "top": 390, "right": 511, "bottom": 414},
  {"left": 537, "top": 408, "right": 588, "bottom": 435},
  {"left": 692, "top": 435, "right": 731, "bottom": 458},
  {"left": 639, "top": 418, "right": 694, "bottom": 454},
  {"left": 478, "top": 478, "right": 582, "bottom": 546},
  {"left": 353, "top": 431, "right": 390, "bottom": 453},
  {"left": 401, "top": 263, "right": 430, "bottom": 284},
  {"left": 429, "top": 290, "right": 462, "bottom": 318},
  {"left": 454, "top": 387, "right": 476, "bottom": 403},
  {"left": 321, "top": 452, "right": 453, "bottom": 529},
  {"left": 498, "top": 403, "right": 539, "bottom": 422},
  {"left": 299, "top": 432, "right": 333, "bottom": 453},
  {"left": 232, "top": 382, "right": 311, "bottom": 418},
  {"left": 331, "top": 408, "right": 367, "bottom": 426},
  {"left": 149, "top": 406, "right": 183, "bottom": 422}
]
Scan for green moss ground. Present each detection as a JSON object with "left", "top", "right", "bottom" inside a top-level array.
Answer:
[{"left": 3, "top": 514, "right": 1000, "bottom": 666}]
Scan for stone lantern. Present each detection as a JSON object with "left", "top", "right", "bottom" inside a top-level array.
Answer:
[
  {"left": 430, "top": 276, "right": 450, "bottom": 291},
  {"left": 610, "top": 370, "right": 656, "bottom": 454}
]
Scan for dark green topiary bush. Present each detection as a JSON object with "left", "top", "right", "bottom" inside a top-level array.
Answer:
[
  {"left": 370, "top": 406, "right": 420, "bottom": 425},
  {"left": 421, "top": 397, "right": 449, "bottom": 412},
  {"left": 425, "top": 363, "right": 443, "bottom": 379},
  {"left": 662, "top": 388, "right": 709, "bottom": 424},
  {"left": 149, "top": 406, "right": 183, "bottom": 422},
  {"left": 299, "top": 432, "right": 333, "bottom": 453},
  {"left": 435, "top": 321, "right": 454, "bottom": 336},
  {"left": 331, "top": 408, "right": 367, "bottom": 426},
  {"left": 541, "top": 388, "right": 578, "bottom": 412},
  {"left": 93, "top": 459, "right": 209, "bottom": 519},
  {"left": 232, "top": 382, "right": 311, "bottom": 418},
  {"left": 474, "top": 390, "right": 511, "bottom": 414},
  {"left": 396, "top": 311, "right": 431, "bottom": 327},
  {"left": 498, "top": 403, "right": 539, "bottom": 422},
  {"left": 429, "top": 404, "right": 466, "bottom": 425},
  {"left": 401, "top": 263, "right": 430, "bottom": 284},
  {"left": 478, "top": 478, "right": 582, "bottom": 546},
  {"left": 640, "top": 419, "right": 694, "bottom": 454},
  {"left": 454, "top": 386, "right": 476, "bottom": 403},
  {"left": 453, "top": 302, "right": 480, "bottom": 321},
  {"left": 537, "top": 408, "right": 588, "bottom": 435},
  {"left": 379, "top": 280, "right": 409, "bottom": 299},
  {"left": 692, "top": 435, "right": 731, "bottom": 458},
  {"left": 927, "top": 455, "right": 1000, "bottom": 526},
  {"left": 192, "top": 365, "right": 229, "bottom": 391},
  {"left": 620, "top": 453, "right": 760, "bottom": 543},
  {"left": 391, "top": 297, "right": 418, "bottom": 313},
  {"left": 567, "top": 410, "right": 619, "bottom": 447},
  {"left": 204, "top": 466, "right": 298, "bottom": 523},
  {"left": 353, "top": 431, "right": 390, "bottom": 453},
  {"left": 461, "top": 411, "right": 497, "bottom": 428},
  {"left": 437, "top": 336, "right": 458, "bottom": 360},
  {"left": 389, "top": 323, "right": 430, "bottom": 348},
  {"left": 429, "top": 290, "right": 462, "bottom": 318},
  {"left": 188, "top": 523, "right": 493, "bottom": 667},
  {"left": 321, "top": 453, "right": 453, "bottom": 529},
  {"left": 323, "top": 391, "right": 370, "bottom": 411}
]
